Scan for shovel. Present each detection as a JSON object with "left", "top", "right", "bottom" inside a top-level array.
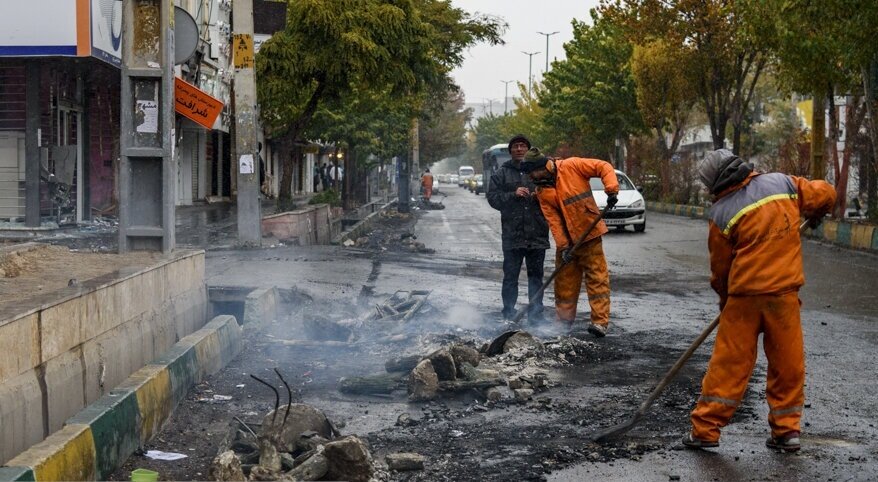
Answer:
[
  {"left": 510, "top": 204, "right": 613, "bottom": 324},
  {"left": 592, "top": 219, "right": 811, "bottom": 443}
]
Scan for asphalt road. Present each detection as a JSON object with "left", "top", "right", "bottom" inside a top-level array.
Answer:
[
  {"left": 178, "top": 183, "right": 878, "bottom": 481},
  {"left": 432, "top": 183, "right": 878, "bottom": 481}
]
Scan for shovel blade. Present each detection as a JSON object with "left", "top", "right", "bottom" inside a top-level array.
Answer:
[{"left": 591, "top": 415, "right": 641, "bottom": 443}]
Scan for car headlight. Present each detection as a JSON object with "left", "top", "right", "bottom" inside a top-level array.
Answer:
[{"left": 629, "top": 199, "right": 644, "bottom": 209}]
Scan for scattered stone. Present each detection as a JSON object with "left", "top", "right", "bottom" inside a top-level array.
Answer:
[
  {"left": 249, "top": 464, "right": 280, "bottom": 481},
  {"left": 396, "top": 413, "right": 420, "bottom": 427},
  {"left": 343, "top": 239, "right": 355, "bottom": 247},
  {"left": 450, "top": 344, "right": 480, "bottom": 373},
  {"left": 283, "top": 451, "right": 328, "bottom": 481},
  {"left": 426, "top": 348, "right": 457, "bottom": 381},
  {"left": 514, "top": 388, "right": 534, "bottom": 402},
  {"left": 280, "top": 452, "right": 296, "bottom": 471},
  {"left": 503, "top": 331, "right": 543, "bottom": 354},
  {"left": 386, "top": 453, "right": 426, "bottom": 471},
  {"left": 386, "top": 354, "right": 423, "bottom": 373},
  {"left": 408, "top": 359, "right": 439, "bottom": 401},
  {"left": 508, "top": 378, "right": 524, "bottom": 390},
  {"left": 473, "top": 404, "right": 489, "bottom": 412},
  {"left": 323, "top": 436, "right": 374, "bottom": 482},
  {"left": 484, "top": 387, "right": 504, "bottom": 402},
  {"left": 209, "top": 450, "right": 246, "bottom": 481},
  {"left": 355, "top": 236, "right": 369, "bottom": 247},
  {"left": 296, "top": 433, "right": 330, "bottom": 453},
  {"left": 261, "top": 404, "right": 334, "bottom": 453}
]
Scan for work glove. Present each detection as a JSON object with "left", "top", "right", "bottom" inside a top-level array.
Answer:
[
  {"left": 606, "top": 193, "right": 618, "bottom": 209},
  {"left": 807, "top": 216, "right": 823, "bottom": 230},
  {"left": 560, "top": 247, "right": 574, "bottom": 265}
]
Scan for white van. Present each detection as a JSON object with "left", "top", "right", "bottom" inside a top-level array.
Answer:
[{"left": 458, "top": 166, "right": 475, "bottom": 187}]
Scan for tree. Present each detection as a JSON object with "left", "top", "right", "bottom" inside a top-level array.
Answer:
[
  {"left": 751, "top": 0, "right": 878, "bottom": 217},
  {"left": 540, "top": 10, "right": 643, "bottom": 161},
  {"left": 418, "top": 89, "right": 471, "bottom": 168},
  {"left": 256, "top": 0, "right": 503, "bottom": 209},
  {"left": 602, "top": 0, "right": 768, "bottom": 154},
  {"left": 630, "top": 39, "right": 696, "bottom": 198}
]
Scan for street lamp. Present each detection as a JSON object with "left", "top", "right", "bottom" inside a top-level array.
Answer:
[
  {"left": 500, "top": 80, "right": 514, "bottom": 114},
  {"left": 522, "top": 51, "right": 540, "bottom": 95},
  {"left": 537, "top": 31, "right": 559, "bottom": 73}
]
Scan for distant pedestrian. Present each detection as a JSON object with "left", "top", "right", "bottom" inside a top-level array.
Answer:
[
  {"left": 321, "top": 163, "right": 330, "bottom": 191},
  {"left": 330, "top": 164, "right": 344, "bottom": 190},
  {"left": 313, "top": 165, "right": 321, "bottom": 192},
  {"left": 681, "top": 149, "right": 835, "bottom": 453},
  {"left": 421, "top": 168, "right": 434, "bottom": 201}
]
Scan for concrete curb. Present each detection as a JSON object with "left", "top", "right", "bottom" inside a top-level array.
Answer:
[
  {"left": 646, "top": 201, "right": 878, "bottom": 251},
  {"left": 1, "top": 315, "right": 243, "bottom": 481},
  {"left": 332, "top": 198, "right": 398, "bottom": 245}
]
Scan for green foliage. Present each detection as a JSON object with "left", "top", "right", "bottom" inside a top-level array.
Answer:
[
  {"left": 255, "top": 0, "right": 505, "bottom": 202},
  {"left": 418, "top": 89, "right": 471, "bottom": 166},
  {"left": 308, "top": 189, "right": 341, "bottom": 207},
  {"left": 540, "top": 11, "right": 643, "bottom": 158}
]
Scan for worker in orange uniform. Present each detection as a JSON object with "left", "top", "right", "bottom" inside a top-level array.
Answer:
[
  {"left": 421, "top": 168, "right": 434, "bottom": 201},
  {"left": 683, "top": 149, "right": 835, "bottom": 453},
  {"left": 519, "top": 148, "right": 619, "bottom": 337}
]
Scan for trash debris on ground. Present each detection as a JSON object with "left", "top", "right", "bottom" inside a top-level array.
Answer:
[{"left": 144, "top": 450, "right": 188, "bottom": 461}]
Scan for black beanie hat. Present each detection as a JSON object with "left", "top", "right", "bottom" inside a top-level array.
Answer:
[{"left": 508, "top": 134, "right": 532, "bottom": 151}]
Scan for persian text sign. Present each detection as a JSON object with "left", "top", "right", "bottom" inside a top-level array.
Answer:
[{"left": 174, "top": 78, "right": 224, "bottom": 129}]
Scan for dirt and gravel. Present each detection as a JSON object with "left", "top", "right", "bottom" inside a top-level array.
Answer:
[{"left": 0, "top": 243, "right": 163, "bottom": 313}]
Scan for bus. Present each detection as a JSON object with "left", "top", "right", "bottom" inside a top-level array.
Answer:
[
  {"left": 457, "top": 165, "right": 475, "bottom": 187},
  {"left": 481, "top": 143, "right": 511, "bottom": 195}
]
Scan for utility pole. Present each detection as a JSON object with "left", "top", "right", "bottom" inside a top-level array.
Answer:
[
  {"left": 537, "top": 32, "right": 559, "bottom": 73},
  {"left": 501, "top": 80, "right": 514, "bottom": 114},
  {"left": 119, "top": 0, "right": 176, "bottom": 252},
  {"left": 522, "top": 51, "right": 540, "bottom": 95},
  {"left": 232, "top": 0, "right": 262, "bottom": 246}
]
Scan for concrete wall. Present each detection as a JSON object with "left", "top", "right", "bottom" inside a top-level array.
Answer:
[
  {"left": 2, "top": 315, "right": 242, "bottom": 482},
  {"left": 0, "top": 251, "right": 207, "bottom": 464},
  {"left": 261, "top": 204, "right": 333, "bottom": 245}
]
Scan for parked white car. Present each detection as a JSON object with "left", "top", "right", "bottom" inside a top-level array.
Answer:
[{"left": 590, "top": 170, "right": 646, "bottom": 232}]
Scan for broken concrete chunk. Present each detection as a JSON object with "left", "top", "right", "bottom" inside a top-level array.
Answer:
[
  {"left": 408, "top": 359, "right": 439, "bottom": 401},
  {"left": 249, "top": 464, "right": 280, "bottom": 481},
  {"left": 514, "top": 388, "right": 534, "bottom": 402},
  {"left": 355, "top": 236, "right": 370, "bottom": 246},
  {"left": 323, "top": 435, "right": 374, "bottom": 482},
  {"left": 283, "top": 452, "right": 329, "bottom": 481},
  {"left": 484, "top": 387, "right": 504, "bottom": 402},
  {"left": 386, "top": 452, "right": 426, "bottom": 471},
  {"left": 426, "top": 348, "right": 457, "bottom": 381},
  {"left": 343, "top": 239, "right": 355, "bottom": 247},
  {"left": 296, "top": 433, "right": 330, "bottom": 453},
  {"left": 502, "top": 331, "right": 544, "bottom": 354},
  {"left": 450, "top": 344, "right": 480, "bottom": 371},
  {"left": 396, "top": 413, "right": 420, "bottom": 427},
  {"left": 209, "top": 450, "right": 246, "bottom": 482},
  {"left": 261, "top": 404, "right": 334, "bottom": 453},
  {"left": 508, "top": 378, "right": 524, "bottom": 390}
]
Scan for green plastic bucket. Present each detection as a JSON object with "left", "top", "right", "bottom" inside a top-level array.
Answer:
[{"left": 131, "top": 468, "right": 159, "bottom": 482}]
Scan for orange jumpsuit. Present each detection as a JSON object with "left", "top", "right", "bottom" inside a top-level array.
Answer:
[
  {"left": 421, "top": 174, "right": 434, "bottom": 200},
  {"left": 691, "top": 172, "right": 835, "bottom": 442},
  {"left": 535, "top": 158, "right": 619, "bottom": 326}
]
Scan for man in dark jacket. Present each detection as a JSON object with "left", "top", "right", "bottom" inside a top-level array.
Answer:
[{"left": 487, "top": 134, "right": 551, "bottom": 321}]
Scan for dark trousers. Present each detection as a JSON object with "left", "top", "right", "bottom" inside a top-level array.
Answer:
[{"left": 502, "top": 248, "right": 546, "bottom": 318}]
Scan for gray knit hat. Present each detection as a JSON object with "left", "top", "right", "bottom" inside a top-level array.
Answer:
[{"left": 698, "top": 149, "right": 735, "bottom": 188}]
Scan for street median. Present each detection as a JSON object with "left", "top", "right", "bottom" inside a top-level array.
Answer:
[
  {"left": 647, "top": 201, "right": 878, "bottom": 251},
  {"left": 0, "top": 315, "right": 243, "bottom": 482}
]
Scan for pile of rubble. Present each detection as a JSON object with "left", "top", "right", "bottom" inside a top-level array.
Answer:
[{"left": 337, "top": 330, "right": 590, "bottom": 405}]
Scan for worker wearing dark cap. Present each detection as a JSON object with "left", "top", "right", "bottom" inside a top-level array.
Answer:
[
  {"left": 520, "top": 147, "right": 619, "bottom": 337},
  {"left": 487, "top": 135, "right": 550, "bottom": 322}
]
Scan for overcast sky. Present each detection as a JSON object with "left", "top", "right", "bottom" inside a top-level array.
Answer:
[{"left": 450, "top": 0, "right": 601, "bottom": 107}]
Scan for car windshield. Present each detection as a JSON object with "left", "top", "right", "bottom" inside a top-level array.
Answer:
[
  {"left": 459, "top": 167, "right": 475, "bottom": 176},
  {"left": 590, "top": 175, "right": 635, "bottom": 191}
]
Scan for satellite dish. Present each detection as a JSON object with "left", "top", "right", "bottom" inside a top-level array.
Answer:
[{"left": 174, "top": 6, "right": 199, "bottom": 65}]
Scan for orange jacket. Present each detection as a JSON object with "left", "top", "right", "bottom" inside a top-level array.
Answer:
[
  {"left": 708, "top": 172, "right": 835, "bottom": 303},
  {"left": 535, "top": 157, "right": 619, "bottom": 249},
  {"left": 421, "top": 174, "right": 433, "bottom": 188}
]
